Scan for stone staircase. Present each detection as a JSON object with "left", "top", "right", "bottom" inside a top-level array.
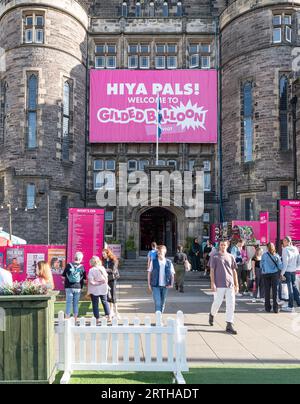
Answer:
[{"left": 119, "top": 257, "right": 207, "bottom": 282}]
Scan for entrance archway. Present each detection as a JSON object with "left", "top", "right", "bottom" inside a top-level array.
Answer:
[{"left": 139, "top": 208, "right": 177, "bottom": 255}]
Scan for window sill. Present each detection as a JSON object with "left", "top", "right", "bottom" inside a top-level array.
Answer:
[{"left": 62, "top": 160, "right": 73, "bottom": 168}]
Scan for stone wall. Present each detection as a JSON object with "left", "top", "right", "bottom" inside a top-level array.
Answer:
[
  {"left": 0, "top": 2, "right": 88, "bottom": 244},
  {"left": 221, "top": 3, "right": 297, "bottom": 221}
]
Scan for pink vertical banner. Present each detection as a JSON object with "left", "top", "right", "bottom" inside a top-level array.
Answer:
[
  {"left": 260, "top": 212, "right": 269, "bottom": 245},
  {"left": 67, "top": 208, "right": 105, "bottom": 273}
]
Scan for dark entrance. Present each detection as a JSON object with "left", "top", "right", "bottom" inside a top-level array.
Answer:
[{"left": 140, "top": 208, "right": 177, "bottom": 255}]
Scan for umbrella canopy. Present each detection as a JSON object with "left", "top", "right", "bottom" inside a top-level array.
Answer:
[{"left": 0, "top": 231, "right": 27, "bottom": 245}]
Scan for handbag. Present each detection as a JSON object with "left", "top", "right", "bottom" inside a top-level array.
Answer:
[{"left": 184, "top": 259, "right": 191, "bottom": 272}]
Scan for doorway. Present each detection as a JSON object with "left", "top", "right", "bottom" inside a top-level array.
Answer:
[{"left": 139, "top": 208, "right": 177, "bottom": 255}]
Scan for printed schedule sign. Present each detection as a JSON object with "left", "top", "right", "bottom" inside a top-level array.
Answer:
[
  {"left": 67, "top": 208, "right": 105, "bottom": 271},
  {"left": 260, "top": 212, "right": 270, "bottom": 245},
  {"left": 279, "top": 200, "right": 300, "bottom": 241},
  {"left": 90, "top": 69, "right": 217, "bottom": 144}
]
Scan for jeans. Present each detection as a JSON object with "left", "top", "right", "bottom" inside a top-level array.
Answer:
[
  {"left": 263, "top": 273, "right": 279, "bottom": 313},
  {"left": 285, "top": 272, "right": 300, "bottom": 308},
  {"left": 210, "top": 287, "right": 236, "bottom": 324},
  {"left": 152, "top": 286, "right": 169, "bottom": 313},
  {"left": 91, "top": 294, "right": 110, "bottom": 319},
  {"left": 237, "top": 264, "right": 248, "bottom": 293},
  {"left": 65, "top": 288, "right": 81, "bottom": 317}
]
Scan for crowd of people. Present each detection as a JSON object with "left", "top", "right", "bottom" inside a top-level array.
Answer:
[
  {"left": 1, "top": 235, "right": 300, "bottom": 331},
  {"left": 208, "top": 236, "right": 300, "bottom": 335}
]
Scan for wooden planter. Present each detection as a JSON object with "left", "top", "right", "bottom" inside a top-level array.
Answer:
[{"left": 0, "top": 293, "right": 58, "bottom": 384}]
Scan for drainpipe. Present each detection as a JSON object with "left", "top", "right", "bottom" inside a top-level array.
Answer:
[
  {"left": 215, "top": 17, "right": 224, "bottom": 222},
  {"left": 291, "top": 94, "right": 298, "bottom": 199},
  {"left": 84, "top": 25, "right": 89, "bottom": 208}
]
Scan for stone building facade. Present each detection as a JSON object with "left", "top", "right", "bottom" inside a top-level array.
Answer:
[
  {"left": 221, "top": 0, "right": 300, "bottom": 222},
  {"left": 0, "top": 0, "right": 299, "bottom": 253}
]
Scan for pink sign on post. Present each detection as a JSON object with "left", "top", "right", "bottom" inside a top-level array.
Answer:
[
  {"left": 67, "top": 208, "right": 105, "bottom": 272},
  {"left": 260, "top": 212, "right": 269, "bottom": 245},
  {"left": 90, "top": 70, "right": 218, "bottom": 144},
  {"left": 279, "top": 200, "right": 300, "bottom": 241}
]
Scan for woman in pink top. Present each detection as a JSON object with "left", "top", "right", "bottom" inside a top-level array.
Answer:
[
  {"left": 88, "top": 256, "right": 111, "bottom": 323},
  {"left": 33, "top": 261, "right": 54, "bottom": 290}
]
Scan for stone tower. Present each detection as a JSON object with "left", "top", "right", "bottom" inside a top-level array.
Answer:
[
  {"left": 0, "top": 0, "right": 88, "bottom": 243},
  {"left": 220, "top": 0, "right": 300, "bottom": 222}
]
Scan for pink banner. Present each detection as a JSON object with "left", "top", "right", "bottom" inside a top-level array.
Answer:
[
  {"left": 0, "top": 245, "right": 66, "bottom": 291},
  {"left": 259, "top": 212, "right": 269, "bottom": 245},
  {"left": 90, "top": 69, "right": 217, "bottom": 144},
  {"left": 211, "top": 221, "right": 277, "bottom": 245},
  {"left": 279, "top": 200, "right": 300, "bottom": 241},
  {"left": 67, "top": 208, "right": 105, "bottom": 273}
]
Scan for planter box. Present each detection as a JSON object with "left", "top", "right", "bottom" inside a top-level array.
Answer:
[{"left": 0, "top": 293, "right": 58, "bottom": 384}]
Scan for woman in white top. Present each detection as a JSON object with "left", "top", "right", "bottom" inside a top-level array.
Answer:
[{"left": 88, "top": 256, "right": 111, "bottom": 323}]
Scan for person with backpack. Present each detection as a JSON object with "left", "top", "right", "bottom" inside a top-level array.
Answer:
[
  {"left": 174, "top": 245, "right": 190, "bottom": 293},
  {"left": 62, "top": 252, "right": 86, "bottom": 322},
  {"left": 261, "top": 243, "right": 283, "bottom": 313},
  {"left": 148, "top": 245, "right": 175, "bottom": 314}
]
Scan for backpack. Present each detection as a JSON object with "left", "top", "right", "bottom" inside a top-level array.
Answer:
[{"left": 66, "top": 263, "right": 82, "bottom": 284}]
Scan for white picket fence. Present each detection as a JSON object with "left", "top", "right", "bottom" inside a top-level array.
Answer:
[{"left": 56, "top": 311, "right": 189, "bottom": 384}]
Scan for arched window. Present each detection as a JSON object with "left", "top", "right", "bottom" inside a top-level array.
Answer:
[
  {"left": 163, "top": 2, "right": 169, "bottom": 17},
  {"left": 279, "top": 75, "right": 289, "bottom": 150},
  {"left": 62, "top": 81, "right": 71, "bottom": 161},
  {"left": 121, "top": 2, "right": 128, "bottom": 17},
  {"left": 26, "top": 183, "right": 36, "bottom": 210},
  {"left": 149, "top": 2, "right": 155, "bottom": 17},
  {"left": 27, "top": 74, "right": 38, "bottom": 149},
  {"left": 135, "top": 2, "right": 141, "bottom": 17},
  {"left": 177, "top": 2, "right": 183, "bottom": 17},
  {"left": 243, "top": 82, "right": 253, "bottom": 162}
]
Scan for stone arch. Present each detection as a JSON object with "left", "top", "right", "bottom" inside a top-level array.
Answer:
[{"left": 128, "top": 199, "right": 186, "bottom": 256}]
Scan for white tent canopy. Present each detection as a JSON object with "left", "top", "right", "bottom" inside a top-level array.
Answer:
[{"left": 0, "top": 229, "right": 27, "bottom": 245}]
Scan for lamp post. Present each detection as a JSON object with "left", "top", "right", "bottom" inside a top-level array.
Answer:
[{"left": 1, "top": 201, "right": 19, "bottom": 241}]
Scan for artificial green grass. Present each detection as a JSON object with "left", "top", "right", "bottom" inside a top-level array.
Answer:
[
  {"left": 54, "top": 301, "right": 102, "bottom": 317},
  {"left": 54, "top": 365, "right": 300, "bottom": 384}
]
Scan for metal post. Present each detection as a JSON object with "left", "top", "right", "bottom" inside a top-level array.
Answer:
[
  {"left": 47, "top": 193, "right": 50, "bottom": 245},
  {"left": 8, "top": 202, "right": 12, "bottom": 241},
  {"left": 156, "top": 135, "right": 159, "bottom": 166}
]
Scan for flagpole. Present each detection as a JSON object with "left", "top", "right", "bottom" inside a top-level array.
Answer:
[{"left": 156, "top": 129, "right": 159, "bottom": 166}]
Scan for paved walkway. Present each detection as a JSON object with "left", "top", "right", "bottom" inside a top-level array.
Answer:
[{"left": 116, "top": 279, "right": 300, "bottom": 366}]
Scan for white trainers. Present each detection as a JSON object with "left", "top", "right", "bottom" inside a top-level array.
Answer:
[{"left": 281, "top": 306, "right": 295, "bottom": 313}]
